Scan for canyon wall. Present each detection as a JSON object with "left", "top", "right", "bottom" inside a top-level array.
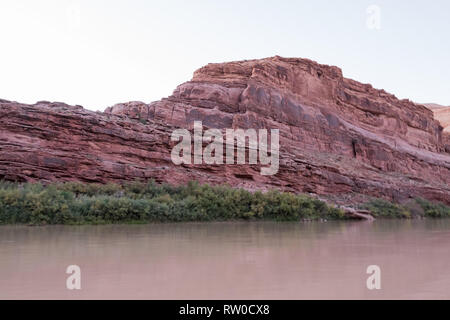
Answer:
[{"left": 1, "top": 56, "right": 449, "bottom": 205}]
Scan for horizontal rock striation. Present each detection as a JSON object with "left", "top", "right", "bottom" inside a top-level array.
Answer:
[{"left": 1, "top": 56, "right": 449, "bottom": 205}]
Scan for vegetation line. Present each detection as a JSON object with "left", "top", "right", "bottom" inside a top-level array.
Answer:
[{"left": 0, "top": 180, "right": 448, "bottom": 225}]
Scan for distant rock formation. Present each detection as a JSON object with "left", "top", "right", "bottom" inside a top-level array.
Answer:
[
  {"left": 1, "top": 56, "right": 449, "bottom": 205},
  {"left": 424, "top": 103, "right": 450, "bottom": 132},
  {"left": 424, "top": 103, "right": 450, "bottom": 155}
]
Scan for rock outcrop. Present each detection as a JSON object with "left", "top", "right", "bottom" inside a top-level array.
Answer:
[
  {"left": 424, "top": 103, "right": 450, "bottom": 154},
  {"left": 1, "top": 56, "right": 449, "bottom": 205},
  {"left": 424, "top": 103, "right": 450, "bottom": 132}
]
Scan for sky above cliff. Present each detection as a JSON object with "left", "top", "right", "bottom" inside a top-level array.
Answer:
[{"left": 1, "top": 0, "right": 449, "bottom": 111}]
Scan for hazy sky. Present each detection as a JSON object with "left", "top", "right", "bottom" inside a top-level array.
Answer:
[{"left": 1, "top": 0, "right": 449, "bottom": 111}]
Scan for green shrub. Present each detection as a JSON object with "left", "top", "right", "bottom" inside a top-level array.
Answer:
[
  {"left": 1, "top": 180, "right": 448, "bottom": 225},
  {"left": 361, "top": 198, "right": 450, "bottom": 219},
  {"left": 361, "top": 199, "right": 411, "bottom": 218},
  {"left": 415, "top": 198, "right": 450, "bottom": 218}
]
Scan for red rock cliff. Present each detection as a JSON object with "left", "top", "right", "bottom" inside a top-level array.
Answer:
[{"left": 1, "top": 56, "right": 449, "bottom": 205}]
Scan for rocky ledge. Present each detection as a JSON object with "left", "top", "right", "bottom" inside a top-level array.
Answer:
[{"left": 1, "top": 56, "right": 449, "bottom": 205}]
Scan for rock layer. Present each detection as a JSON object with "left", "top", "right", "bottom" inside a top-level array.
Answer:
[
  {"left": 1, "top": 56, "right": 449, "bottom": 205},
  {"left": 424, "top": 103, "right": 450, "bottom": 132}
]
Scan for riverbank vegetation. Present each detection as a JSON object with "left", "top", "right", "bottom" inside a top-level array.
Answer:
[
  {"left": 0, "top": 181, "right": 448, "bottom": 225},
  {"left": 360, "top": 198, "right": 450, "bottom": 219},
  {"left": 0, "top": 180, "right": 345, "bottom": 225}
]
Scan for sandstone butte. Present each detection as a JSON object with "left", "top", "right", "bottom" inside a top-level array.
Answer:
[{"left": 1, "top": 56, "right": 449, "bottom": 206}]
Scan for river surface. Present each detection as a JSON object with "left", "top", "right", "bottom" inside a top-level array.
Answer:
[{"left": 1, "top": 220, "right": 450, "bottom": 299}]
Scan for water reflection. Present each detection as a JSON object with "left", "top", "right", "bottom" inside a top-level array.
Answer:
[{"left": 0, "top": 220, "right": 449, "bottom": 299}]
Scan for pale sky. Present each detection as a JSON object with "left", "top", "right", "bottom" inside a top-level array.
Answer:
[{"left": 1, "top": 0, "right": 449, "bottom": 111}]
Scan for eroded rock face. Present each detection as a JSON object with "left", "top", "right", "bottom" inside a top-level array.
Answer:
[
  {"left": 424, "top": 103, "right": 450, "bottom": 154},
  {"left": 1, "top": 56, "right": 449, "bottom": 205},
  {"left": 424, "top": 103, "right": 450, "bottom": 132}
]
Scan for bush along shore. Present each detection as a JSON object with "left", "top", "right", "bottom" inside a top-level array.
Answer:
[{"left": 0, "top": 180, "right": 449, "bottom": 225}]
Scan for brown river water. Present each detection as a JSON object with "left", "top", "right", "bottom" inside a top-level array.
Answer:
[{"left": 0, "top": 220, "right": 449, "bottom": 299}]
